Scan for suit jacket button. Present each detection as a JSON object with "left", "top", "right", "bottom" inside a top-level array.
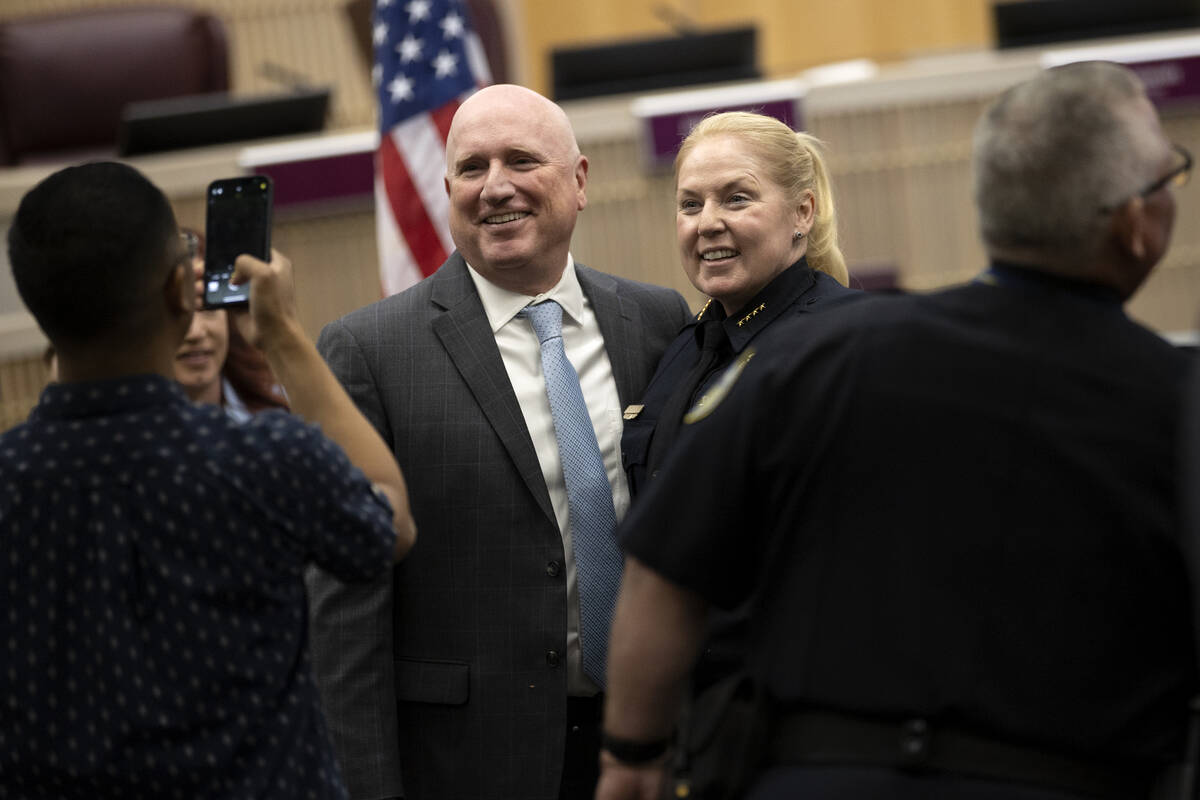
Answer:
[
  {"left": 546, "top": 561, "right": 561, "bottom": 577},
  {"left": 546, "top": 650, "right": 561, "bottom": 667}
]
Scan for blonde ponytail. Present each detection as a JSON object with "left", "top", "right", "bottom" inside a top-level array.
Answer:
[{"left": 796, "top": 132, "right": 847, "bottom": 286}]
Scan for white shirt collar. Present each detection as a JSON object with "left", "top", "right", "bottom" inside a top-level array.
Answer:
[
  {"left": 466, "top": 254, "right": 585, "bottom": 333},
  {"left": 221, "top": 377, "right": 252, "bottom": 423}
]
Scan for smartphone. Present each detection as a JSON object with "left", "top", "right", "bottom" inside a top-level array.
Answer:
[{"left": 203, "top": 176, "right": 273, "bottom": 308}]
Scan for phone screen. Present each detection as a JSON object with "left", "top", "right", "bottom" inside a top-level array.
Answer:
[{"left": 204, "top": 176, "right": 273, "bottom": 308}]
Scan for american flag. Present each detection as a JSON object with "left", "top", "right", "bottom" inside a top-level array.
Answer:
[{"left": 373, "top": 0, "right": 491, "bottom": 295}]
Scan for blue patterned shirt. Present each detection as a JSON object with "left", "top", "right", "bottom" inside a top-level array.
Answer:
[{"left": 0, "top": 375, "right": 395, "bottom": 799}]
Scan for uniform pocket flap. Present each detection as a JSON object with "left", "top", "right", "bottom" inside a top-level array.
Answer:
[{"left": 394, "top": 657, "right": 470, "bottom": 706}]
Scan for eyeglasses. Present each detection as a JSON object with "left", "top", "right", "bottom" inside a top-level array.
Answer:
[
  {"left": 180, "top": 230, "right": 201, "bottom": 260},
  {"left": 1100, "top": 143, "right": 1192, "bottom": 213}
]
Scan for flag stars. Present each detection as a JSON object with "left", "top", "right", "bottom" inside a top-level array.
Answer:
[
  {"left": 372, "top": 64, "right": 383, "bottom": 87},
  {"left": 405, "top": 0, "right": 432, "bottom": 24},
  {"left": 440, "top": 11, "right": 464, "bottom": 39},
  {"left": 432, "top": 49, "right": 459, "bottom": 78},
  {"left": 372, "top": 21, "right": 389, "bottom": 46},
  {"left": 396, "top": 34, "right": 423, "bottom": 63},
  {"left": 388, "top": 74, "right": 415, "bottom": 103}
]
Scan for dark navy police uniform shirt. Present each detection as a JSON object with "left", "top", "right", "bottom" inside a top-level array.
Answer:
[
  {"left": 621, "top": 266, "right": 1196, "bottom": 785},
  {"left": 0, "top": 375, "right": 395, "bottom": 799},
  {"left": 621, "top": 257, "right": 858, "bottom": 496}
]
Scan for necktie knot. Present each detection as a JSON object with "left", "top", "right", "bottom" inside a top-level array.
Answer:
[
  {"left": 697, "top": 318, "right": 728, "bottom": 353},
  {"left": 519, "top": 301, "right": 563, "bottom": 345}
]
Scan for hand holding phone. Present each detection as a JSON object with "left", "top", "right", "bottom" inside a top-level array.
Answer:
[
  {"left": 204, "top": 176, "right": 273, "bottom": 309},
  {"left": 226, "top": 249, "right": 300, "bottom": 352}
]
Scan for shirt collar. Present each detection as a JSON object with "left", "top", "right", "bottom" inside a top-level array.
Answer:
[
  {"left": 30, "top": 374, "right": 190, "bottom": 422},
  {"left": 466, "top": 253, "right": 585, "bottom": 332},
  {"left": 222, "top": 378, "right": 253, "bottom": 423},
  {"left": 695, "top": 257, "right": 818, "bottom": 352},
  {"left": 980, "top": 260, "right": 1125, "bottom": 310}
]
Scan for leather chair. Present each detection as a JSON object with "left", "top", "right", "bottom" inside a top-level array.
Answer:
[{"left": 0, "top": 6, "right": 228, "bottom": 165}]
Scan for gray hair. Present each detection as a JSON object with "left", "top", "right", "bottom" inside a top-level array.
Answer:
[{"left": 973, "top": 61, "right": 1161, "bottom": 264}]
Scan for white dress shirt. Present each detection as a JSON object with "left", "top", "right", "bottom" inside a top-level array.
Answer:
[{"left": 467, "top": 255, "right": 630, "bottom": 696}]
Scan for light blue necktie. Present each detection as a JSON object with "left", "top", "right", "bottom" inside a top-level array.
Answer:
[{"left": 519, "top": 300, "right": 621, "bottom": 687}]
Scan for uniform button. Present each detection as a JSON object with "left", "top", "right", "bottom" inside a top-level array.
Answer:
[
  {"left": 650, "top": 470, "right": 659, "bottom": 479},
  {"left": 546, "top": 561, "right": 561, "bottom": 578},
  {"left": 546, "top": 650, "right": 561, "bottom": 667}
]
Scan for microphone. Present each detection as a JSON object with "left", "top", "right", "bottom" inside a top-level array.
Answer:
[
  {"left": 257, "top": 61, "right": 314, "bottom": 92},
  {"left": 653, "top": 3, "right": 699, "bottom": 35}
]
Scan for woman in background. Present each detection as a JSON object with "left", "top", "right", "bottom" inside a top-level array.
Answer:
[{"left": 174, "top": 228, "right": 288, "bottom": 420}]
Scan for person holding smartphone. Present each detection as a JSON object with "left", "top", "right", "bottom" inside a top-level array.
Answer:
[{"left": 0, "top": 161, "right": 417, "bottom": 798}]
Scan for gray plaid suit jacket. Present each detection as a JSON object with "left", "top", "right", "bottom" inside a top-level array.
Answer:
[{"left": 307, "top": 252, "right": 690, "bottom": 800}]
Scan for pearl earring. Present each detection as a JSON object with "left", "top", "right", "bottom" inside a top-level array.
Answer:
[{"left": 793, "top": 231, "right": 805, "bottom": 241}]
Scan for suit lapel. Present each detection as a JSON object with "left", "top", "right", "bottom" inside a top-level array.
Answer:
[
  {"left": 430, "top": 255, "right": 556, "bottom": 526},
  {"left": 578, "top": 263, "right": 642, "bottom": 408}
]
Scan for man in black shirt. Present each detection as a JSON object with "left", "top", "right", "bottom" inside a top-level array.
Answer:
[
  {"left": 598, "top": 61, "right": 1196, "bottom": 800},
  {"left": 0, "top": 162, "right": 416, "bottom": 798}
]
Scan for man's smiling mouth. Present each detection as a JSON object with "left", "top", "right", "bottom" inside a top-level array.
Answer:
[{"left": 484, "top": 212, "right": 530, "bottom": 224}]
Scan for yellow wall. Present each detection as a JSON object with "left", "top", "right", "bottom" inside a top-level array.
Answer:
[{"left": 519, "top": 0, "right": 994, "bottom": 97}]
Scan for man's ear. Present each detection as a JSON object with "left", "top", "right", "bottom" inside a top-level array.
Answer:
[
  {"left": 1111, "top": 197, "right": 1147, "bottom": 261},
  {"left": 575, "top": 154, "right": 589, "bottom": 212}
]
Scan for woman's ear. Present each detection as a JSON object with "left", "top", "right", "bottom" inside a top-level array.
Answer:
[{"left": 795, "top": 189, "right": 816, "bottom": 234}]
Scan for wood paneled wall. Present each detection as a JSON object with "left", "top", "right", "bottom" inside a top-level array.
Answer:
[{"left": 0, "top": 353, "right": 49, "bottom": 432}]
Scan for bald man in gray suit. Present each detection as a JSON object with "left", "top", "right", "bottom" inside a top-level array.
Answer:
[{"left": 306, "top": 84, "right": 690, "bottom": 800}]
